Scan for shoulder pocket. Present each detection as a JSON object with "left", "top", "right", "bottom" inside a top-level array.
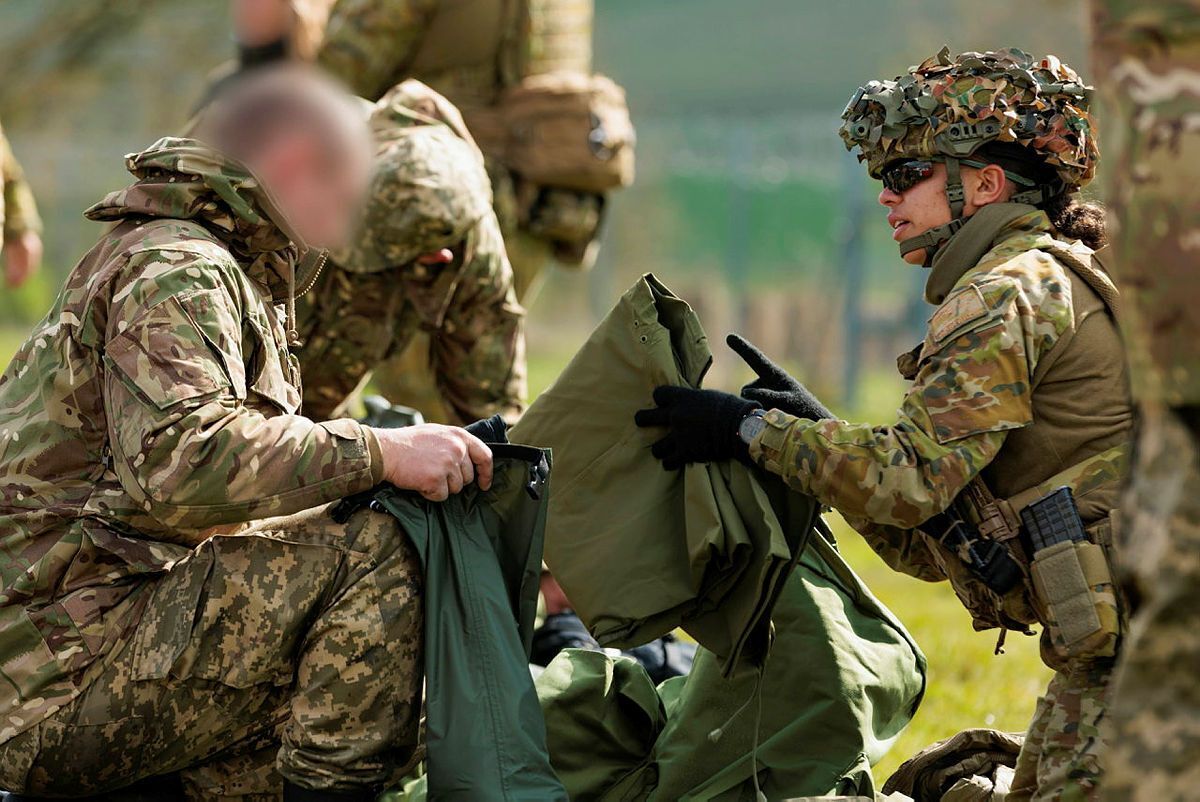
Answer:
[
  {"left": 105, "top": 293, "right": 235, "bottom": 411},
  {"left": 917, "top": 289, "right": 1033, "bottom": 444},
  {"left": 928, "top": 285, "right": 993, "bottom": 349}
]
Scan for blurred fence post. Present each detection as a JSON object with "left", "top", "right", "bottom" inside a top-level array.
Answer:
[
  {"left": 839, "top": 153, "right": 865, "bottom": 410},
  {"left": 726, "top": 122, "right": 753, "bottom": 336}
]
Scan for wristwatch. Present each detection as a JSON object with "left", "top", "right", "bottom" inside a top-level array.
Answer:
[{"left": 738, "top": 409, "right": 768, "bottom": 446}]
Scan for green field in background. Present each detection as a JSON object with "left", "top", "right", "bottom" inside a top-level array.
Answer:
[{"left": 0, "top": 327, "right": 1048, "bottom": 785}]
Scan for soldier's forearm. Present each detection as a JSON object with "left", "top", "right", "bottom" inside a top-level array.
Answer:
[
  {"left": 750, "top": 408, "right": 1000, "bottom": 529},
  {"left": 113, "top": 403, "right": 384, "bottom": 529},
  {"left": 844, "top": 514, "right": 947, "bottom": 583}
]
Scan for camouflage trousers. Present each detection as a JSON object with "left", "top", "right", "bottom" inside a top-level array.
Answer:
[
  {"left": 1102, "top": 404, "right": 1200, "bottom": 801},
  {"left": 0, "top": 504, "right": 423, "bottom": 801},
  {"left": 1008, "top": 657, "right": 1115, "bottom": 802}
]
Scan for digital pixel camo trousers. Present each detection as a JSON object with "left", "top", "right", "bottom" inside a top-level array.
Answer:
[{"left": 0, "top": 504, "right": 424, "bottom": 801}]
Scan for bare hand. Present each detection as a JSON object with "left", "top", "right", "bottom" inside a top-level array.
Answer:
[
  {"left": 371, "top": 424, "right": 493, "bottom": 502},
  {"left": 3, "top": 231, "right": 43, "bottom": 289}
]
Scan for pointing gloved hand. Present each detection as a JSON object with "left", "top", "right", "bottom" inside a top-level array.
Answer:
[
  {"left": 727, "top": 333, "right": 834, "bottom": 421},
  {"left": 634, "top": 385, "right": 760, "bottom": 470}
]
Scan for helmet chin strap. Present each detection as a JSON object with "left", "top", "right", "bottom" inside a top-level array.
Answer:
[{"left": 897, "top": 156, "right": 967, "bottom": 267}]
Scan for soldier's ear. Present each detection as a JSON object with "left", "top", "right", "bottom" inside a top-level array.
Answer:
[{"left": 971, "top": 163, "right": 1011, "bottom": 206}]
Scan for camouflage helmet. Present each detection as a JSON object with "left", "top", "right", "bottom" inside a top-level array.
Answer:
[
  {"left": 841, "top": 47, "right": 1097, "bottom": 262},
  {"left": 840, "top": 47, "right": 1097, "bottom": 191},
  {"left": 333, "top": 118, "right": 493, "bottom": 274}
]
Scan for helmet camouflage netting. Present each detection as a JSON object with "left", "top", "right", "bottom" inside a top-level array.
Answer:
[{"left": 840, "top": 46, "right": 1098, "bottom": 192}]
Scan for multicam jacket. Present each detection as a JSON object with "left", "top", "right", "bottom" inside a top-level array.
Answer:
[
  {"left": 751, "top": 205, "right": 1132, "bottom": 662},
  {"left": 295, "top": 83, "right": 526, "bottom": 424},
  {"left": 0, "top": 138, "right": 384, "bottom": 743}
]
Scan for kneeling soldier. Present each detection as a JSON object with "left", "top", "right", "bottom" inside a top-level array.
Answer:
[{"left": 0, "top": 66, "right": 493, "bottom": 801}]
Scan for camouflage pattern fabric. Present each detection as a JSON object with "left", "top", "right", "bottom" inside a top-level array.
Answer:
[
  {"left": 295, "top": 85, "right": 526, "bottom": 423},
  {"left": 1090, "top": 3, "right": 1200, "bottom": 800},
  {"left": 1101, "top": 406, "right": 1200, "bottom": 801},
  {"left": 840, "top": 47, "right": 1097, "bottom": 190},
  {"left": 1092, "top": 0, "right": 1200, "bottom": 408},
  {"left": 754, "top": 208, "right": 1130, "bottom": 650},
  {"left": 0, "top": 138, "right": 384, "bottom": 746},
  {"left": 0, "top": 503, "right": 424, "bottom": 799},
  {"left": 0, "top": 119, "right": 42, "bottom": 242},
  {"left": 318, "top": 0, "right": 593, "bottom": 107},
  {"left": 750, "top": 208, "right": 1125, "bottom": 543},
  {"left": 1007, "top": 659, "right": 1115, "bottom": 801},
  {"left": 330, "top": 113, "right": 492, "bottom": 274},
  {"left": 318, "top": 0, "right": 599, "bottom": 302},
  {"left": 318, "top": 0, "right": 514, "bottom": 111}
]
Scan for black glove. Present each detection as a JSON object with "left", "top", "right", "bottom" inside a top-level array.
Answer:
[
  {"left": 465, "top": 414, "right": 509, "bottom": 444},
  {"left": 726, "top": 333, "right": 834, "bottom": 421},
  {"left": 634, "top": 385, "right": 759, "bottom": 470}
]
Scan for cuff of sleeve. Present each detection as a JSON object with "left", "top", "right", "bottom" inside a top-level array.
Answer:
[
  {"left": 317, "top": 418, "right": 385, "bottom": 488},
  {"left": 363, "top": 426, "right": 386, "bottom": 485},
  {"left": 750, "top": 408, "right": 802, "bottom": 476}
]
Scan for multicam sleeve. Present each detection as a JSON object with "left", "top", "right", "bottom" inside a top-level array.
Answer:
[
  {"left": 318, "top": 0, "right": 439, "bottom": 100},
  {"left": 103, "top": 252, "right": 384, "bottom": 537},
  {"left": 429, "top": 219, "right": 527, "bottom": 424},
  {"left": 843, "top": 516, "right": 948, "bottom": 583},
  {"left": 297, "top": 269, "right": 398, "bottom": 421},
  {"left": 750, "top": 280, "right": 1040, "bottom": 530},
  {"left": 0, "top": 126, "right": 42, "bottom": 241}
]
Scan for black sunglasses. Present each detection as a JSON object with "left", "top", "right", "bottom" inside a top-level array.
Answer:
[{"left": 881, "top": 159, "right": 936, "bottom": 194}]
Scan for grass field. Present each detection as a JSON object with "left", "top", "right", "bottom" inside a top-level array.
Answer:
[{"left": 0, "top": 323, "right": 1049, "bottom": 785}]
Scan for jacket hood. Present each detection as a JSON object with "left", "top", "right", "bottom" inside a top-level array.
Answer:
[{"left": 85, "top": 137, "right": 317, "bottom": 304}]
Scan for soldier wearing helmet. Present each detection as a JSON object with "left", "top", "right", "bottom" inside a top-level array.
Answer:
[
  {"left": 294, "top": 80, "right": 527, "bottom": 425},
  {"left": 635, "top": 48, "right": 1131, "bottom": 801}
]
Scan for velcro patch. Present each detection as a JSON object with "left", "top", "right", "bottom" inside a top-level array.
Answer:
[{"left": 930, "top": 285, "right": 990, "bottom": 344}]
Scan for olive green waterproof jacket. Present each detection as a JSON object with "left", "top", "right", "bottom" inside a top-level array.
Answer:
[
  {"left": 349, "top": 436, "right": 565, "bottom": 801},
  {"left": 510, "top": 274, "right": 817, "bottom": 673}
]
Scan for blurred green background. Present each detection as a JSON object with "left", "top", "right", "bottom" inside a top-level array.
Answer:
[{"left": 0, "top": 0, "right": 1097, "bottom": 781}]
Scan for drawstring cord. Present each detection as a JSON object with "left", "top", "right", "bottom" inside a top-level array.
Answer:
[{"left": 706, "top": 665, "right": 767, "bottom": 801}]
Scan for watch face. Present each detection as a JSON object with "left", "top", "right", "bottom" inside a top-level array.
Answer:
[{"left": 739, "top": 413, "right": 767, "bottom": 444}]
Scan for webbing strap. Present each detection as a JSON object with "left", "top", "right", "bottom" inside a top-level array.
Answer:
[
  {"left": 956, "top": 444, "right": 1129, "bottom": 545},
  {"left": 1042, "top": 242, "right": 1122, "bottom": 320},
  {"left": 897, "top": 217, "right": 965, "bottom": 261},
  {"left": 944, "top": 157, "right": 966, "bottom": 219}
]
